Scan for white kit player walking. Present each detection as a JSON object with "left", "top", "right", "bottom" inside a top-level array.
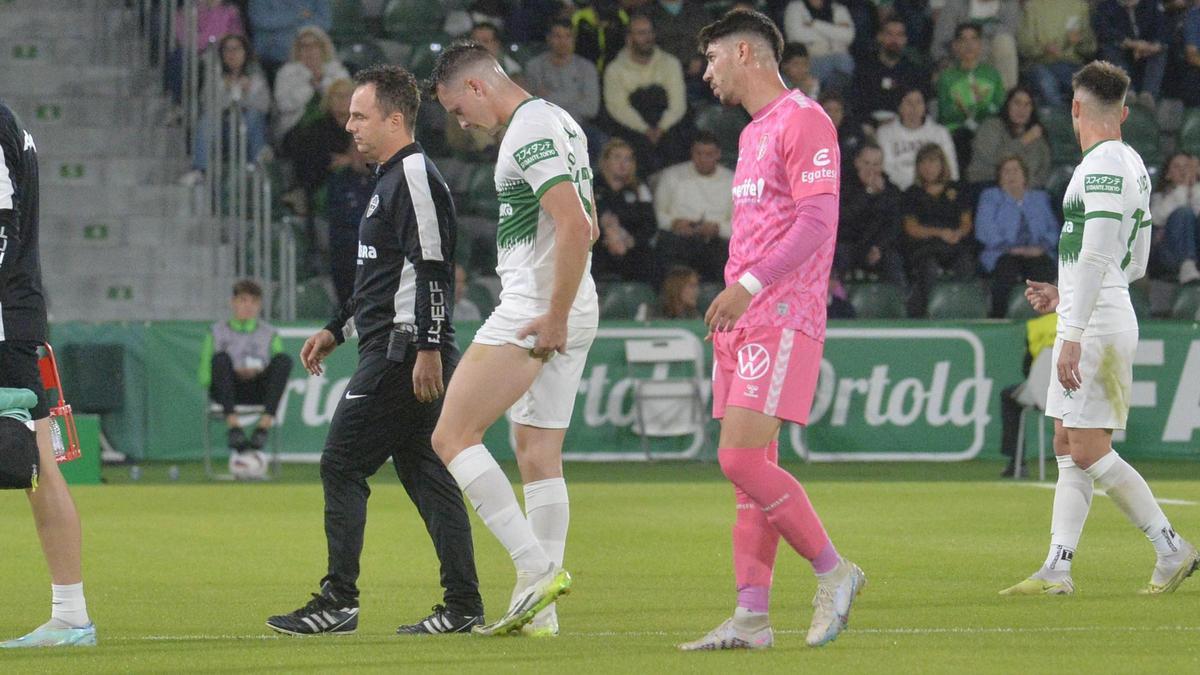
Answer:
[
  {"left": 428, "top": 41, "right": 600, "bottom": 636},
  {"left": 1002, "top": 61, "right": 1199, "bottom": 596}
]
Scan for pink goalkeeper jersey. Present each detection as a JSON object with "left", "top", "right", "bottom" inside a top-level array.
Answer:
[{"left": 728, "top": 89, "right": 840, "bottom": 340}]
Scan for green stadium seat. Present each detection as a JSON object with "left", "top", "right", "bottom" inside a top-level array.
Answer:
[
  {"left": 466, "top": 282, "right": 497, "bottom": 318},
  {"left": 599, "top": 282, "right": 657, "bottom": 320},
  {"left": 382, "top": 0, "right": 447, "bottom": 42},
  {"left": 847, "top": 282, "right": 906, "bottom": 319},
  {"left": 337, "top": 40, "right": 385, "bottom": 76},
  {"left": 694, "top": 104, "right": 750, "bottom": 166},
  {"left": 461, "top": 164, "right": 499, "bottom": 218},
  {"left": 1179, "top": 108, "right": 1200, "bottom": 157},
  {"left": 330, "top": 0, "right": 367, "bottom": 44},
  {"left": 1040, "top": 106, "right": 1079, "bottom": 167},
  {"left": 927, "top": 280, "right": 989, "bottom": 319},
  {"left": 404, "top": 37, "right": 451, "bottom": 81},
  {"left": 1170, "top": 283, "right": 1200, "bottom": 320},
  {"left": 295, "top": 279, "right": 334, "bottom": 320},
  {"left": 1130, "top": 282, "right": 1151, "bottom": 320},
  {"left": 1005, "top": 285, "right": 1039, "bottom": 320},
  {"left": 1123, "top": 105, "right": 1162, "bottom": 169}
]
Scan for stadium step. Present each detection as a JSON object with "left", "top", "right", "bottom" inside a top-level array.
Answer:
[
  {"left": 40, "top": 184, "right": 191, "bottom": 219},
  {"left": 0, "top": 6, "right": 132, "bottom": 40},
  {"left": 2, "top": 62, "right": 140, "bottom": 97},
  {"left": 3, "top": 94, "right": 172, "bottom": 131},
  {"left": 0, "top": 34, "right": 136, "bottom": 68},
  {"left": 40, "top": 155, "right": 183, "bottom": 188},
  {"left": 42, "top": 215, "right": 223, "bottom": 249}
]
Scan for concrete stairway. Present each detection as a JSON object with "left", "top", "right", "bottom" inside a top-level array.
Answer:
[{"left": 0, "top": 0, "right": 236, "bottom": 321}]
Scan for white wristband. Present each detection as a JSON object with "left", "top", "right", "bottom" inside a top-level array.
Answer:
[
  {"left": 1062, "top": 325, "right": 1084, "bottom": 342},
  {"left": 738, "top": 272, "right": 763, "bottom": 295}
]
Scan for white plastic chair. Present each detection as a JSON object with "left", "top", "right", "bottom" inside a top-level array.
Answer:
[
  {"left": 624, "top": 337, "right": 707, "bottom": 461},
  {"left": 1012, "top": 348, "right": 1053, "bottom": 481}
]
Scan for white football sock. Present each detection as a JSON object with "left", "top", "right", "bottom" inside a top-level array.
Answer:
[
  {"left": 50, "top": 582, "right": 90, "bottom": 628},
  {"left": 733, "top": 606, "right": 770, "bottom": 632},
  {"left": 1039, "top": 455, "right": 1093, "bottom": 578},
  {"left": 524, "top": 478, "right": 569, "bottom": 567},
  {"left": 447, "top": 445, "right": 551, "bottom": 576},
  {"left": 524, "top": 477, "right": 569, "bottom": 625},
  {"left": 1083, "top": 450, "right": 1181, "bottom": 557}
]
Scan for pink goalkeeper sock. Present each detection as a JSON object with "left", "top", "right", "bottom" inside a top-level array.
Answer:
[
  {"left": 719, "top": 445, "right": 833, "bottom": 566},
  {"left": 733, "top": 440, "right": 782, "bottom": 613}
]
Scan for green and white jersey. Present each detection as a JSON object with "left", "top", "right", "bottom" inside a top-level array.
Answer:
[
  {"left": 1057, "top": 140, "right": 1152, "bottom": 336},
  {"left": 493, "top": 97, "right": 598, "bottom": 317}
]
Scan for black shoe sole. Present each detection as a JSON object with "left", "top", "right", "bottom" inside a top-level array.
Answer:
[{"left": 265, "top": 621, "right": 357, "bottom": 637}]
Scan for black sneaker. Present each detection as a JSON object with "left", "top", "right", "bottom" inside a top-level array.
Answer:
[
  {"left": 249, "top": 427, "right": 269, "bottom": 450},
  {"left": 227, "top": 427, "right": 249, "bottom": 452},
  {"left": 396, "top": 605, "right": 483, "bottom": 635},
  {"left": 266, "top": 583, "right": 359, "bottom": 636}
]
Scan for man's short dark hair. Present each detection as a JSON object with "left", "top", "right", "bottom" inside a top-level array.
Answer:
[
  {"left": 954, "top": 22, "right": 982, "bottom": 40},
  {"left": 692, "top": 131, "right": 720, "bottom": 149},
  {"left": 781, "top": 42, "right": 808, "bottom": 62},
  {"left": 817, "top": 89, "right": 844, "bottom": 107},
  {"left": 353, "top": 64, "right": 420, "bottom": 131},
  {"left": 856, "top": 140, "right": 883, "bottom": 157},
  {"left": 428, "top": 40, "right": 495, "bottom": 96},
  {"left": 547, "top": 18, "right": 572, "bottom": 35},
  {"left": 879, "top": 17, "right": 905, "bottom": 34},
  {"left": 697, "top": 8, "right": 784, "bottom": 63},
  {"left": 233, "top": 279, "right": 263, "bottom": 298},
  {"left": 1072, "top": 60, "right": 1130, "bottom": 106}
]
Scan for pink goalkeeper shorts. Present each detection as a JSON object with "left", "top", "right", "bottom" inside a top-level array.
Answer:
[{"left": 712, "top": 326, "right": 824, "bottom": 425}]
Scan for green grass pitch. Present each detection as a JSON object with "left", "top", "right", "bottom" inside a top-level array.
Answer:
[{"left": 2, "top": 462, "right": 1199, "bottom": 673}]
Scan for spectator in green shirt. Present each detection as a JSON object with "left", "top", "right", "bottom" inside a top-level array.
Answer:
[
  {"left": 198, "top": 280, "right": 292, "bottom": 454},
  {"left": 937, "top": 22, "right": 1005, "bottom": 175}
]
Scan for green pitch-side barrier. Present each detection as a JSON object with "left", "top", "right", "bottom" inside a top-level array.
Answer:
[{"left": 48, "top": 320, "right": 1200, "bottom": 463}]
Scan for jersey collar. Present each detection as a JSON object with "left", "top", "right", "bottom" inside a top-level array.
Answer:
[
  {"left": 1080, "top": 138, "right": 1118, "bottom": 160},
  {"left": 375, "top": 141, "right": 424, "bottom": 175},
  {"left": 507, "top": 96, "right": 541, "bottom": 127}
]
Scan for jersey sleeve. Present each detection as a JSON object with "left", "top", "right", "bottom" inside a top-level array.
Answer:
[
  {"left": 1078, "top": 162, "right": 1128, "bottom": 257},
  {"left": 0, "top": 114, "right": 24, "bottom": 279},
  {"left": 510, "top": 115, "right": 573, "bottom": 199},
  {"left": 779, "top": 104, "right": 839, "bottom": 201}
]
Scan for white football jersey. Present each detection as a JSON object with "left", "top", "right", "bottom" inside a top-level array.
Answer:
[
  {"left": 1057, "top": 140, "right": 1151, "bottom": 336},
  {"left": 493, "top": 97, "right": 598, "bottom": 317}
]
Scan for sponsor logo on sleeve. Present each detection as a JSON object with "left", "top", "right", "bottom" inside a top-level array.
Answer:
[
  {"left": 1083, "top": 174, "right": 1123, "bottom": 194},
  {"left": 514, "top": 139, "right": 559, "bottom": 170}
]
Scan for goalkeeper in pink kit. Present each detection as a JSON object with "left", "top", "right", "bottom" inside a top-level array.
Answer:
[{"left": 678, "top": 9, "right": 864, "bottom": 652}]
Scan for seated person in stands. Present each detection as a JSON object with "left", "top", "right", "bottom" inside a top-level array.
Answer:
[
  {"left": 974, "top": 157, "right": 1058, "bottom": 318},
  {"left": 837, "top": 142, "right": 906, "bottom": 286},
  {"left": 186, "top": 33, "right": 271, "bottom": 182},
  {"left": 198, "top": 280, "right": 292, "bottom": 454},
  {"left": 272, "top": 25, "right": 349, "bottom": 140},
  {"left": 454, "top": 264, "right": 483, "bottom": 322},
  {"left": 592, "top": 138, "right": 658, "bottom": 283},
  {"left": 966, "top": 86, "right": 1051, "bottom": 189},
  {"left": 876, "top": 87, "right": 958, "bottom": 190},
  {"left": 1149, "top": 152, "right": 1200, "bottom": 285},
  {"left": 817, "top": 90, "right": 866, "bottom": 161},
  {"left": 900, "top": 143, "right": 975, "bottom": 317},
  {"left": 323, "top": 142, "right": 373, "bottom": 305},
  {"left": 280, "top": 77, "right": 354, "bottom": 216},
  {"left": 653, "top": 132, "right": 734, "bottom": 283},
  {"left": 780, "top": 42, "right": 820, "bottom": 98},
  {"left": 643, "top": 265, "right": 701, "bottom": 320}
]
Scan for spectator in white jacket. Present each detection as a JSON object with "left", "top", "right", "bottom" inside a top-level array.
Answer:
[
  {"left": 875, "top": 87, "right": 958, "bottom": 191},
  {"left": 603, "top": 13, "right": 688, "bottom": 173},
  {"left": 272, "top": 25, "right": 349, "bottom": 139},
  {"left": 783, "top": 0, "right": 856, "bottom": 88}
]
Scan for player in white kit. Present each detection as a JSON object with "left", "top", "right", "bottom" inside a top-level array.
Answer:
[
  {"left": 1002, "top": 61, "right": 1198, "bottom": 596},
  {"left": 428, "top": 40, "right": 600, "bottom": 636}
]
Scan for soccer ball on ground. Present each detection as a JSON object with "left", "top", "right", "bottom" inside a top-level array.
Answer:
[{"left": 229, "top": 450, "right": 269, "bottom": 480}]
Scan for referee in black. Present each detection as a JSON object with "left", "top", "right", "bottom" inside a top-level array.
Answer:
[
  {"left": 266, "top": 66, "right": 483, "bottom": 636},
  {"left": 0, "top": 100, "right": 95, "bottom": 647}
]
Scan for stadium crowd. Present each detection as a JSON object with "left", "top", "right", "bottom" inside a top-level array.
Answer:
[{"left": 176, "top": 0, "right": 1200, "bottom": 319}]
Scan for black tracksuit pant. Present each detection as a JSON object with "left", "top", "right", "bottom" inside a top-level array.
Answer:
[
  {"left": 319, "top": 336, "right": 482, "bottom": 615},
  {"left": 210, "top": 352, "right": 292, "bottom": 417}
]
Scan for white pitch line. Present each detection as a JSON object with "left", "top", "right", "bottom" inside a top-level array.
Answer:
[
  {"left": 1023, "top": 482, "right": 1196, "bottom": 506},
  {"left": 103, "top": 626, "right": 1200, "bottom": 643}
]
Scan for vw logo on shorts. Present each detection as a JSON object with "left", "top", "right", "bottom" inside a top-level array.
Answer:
[{"left": 736, "top": 343, "right": 771, "bottom": 381}]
